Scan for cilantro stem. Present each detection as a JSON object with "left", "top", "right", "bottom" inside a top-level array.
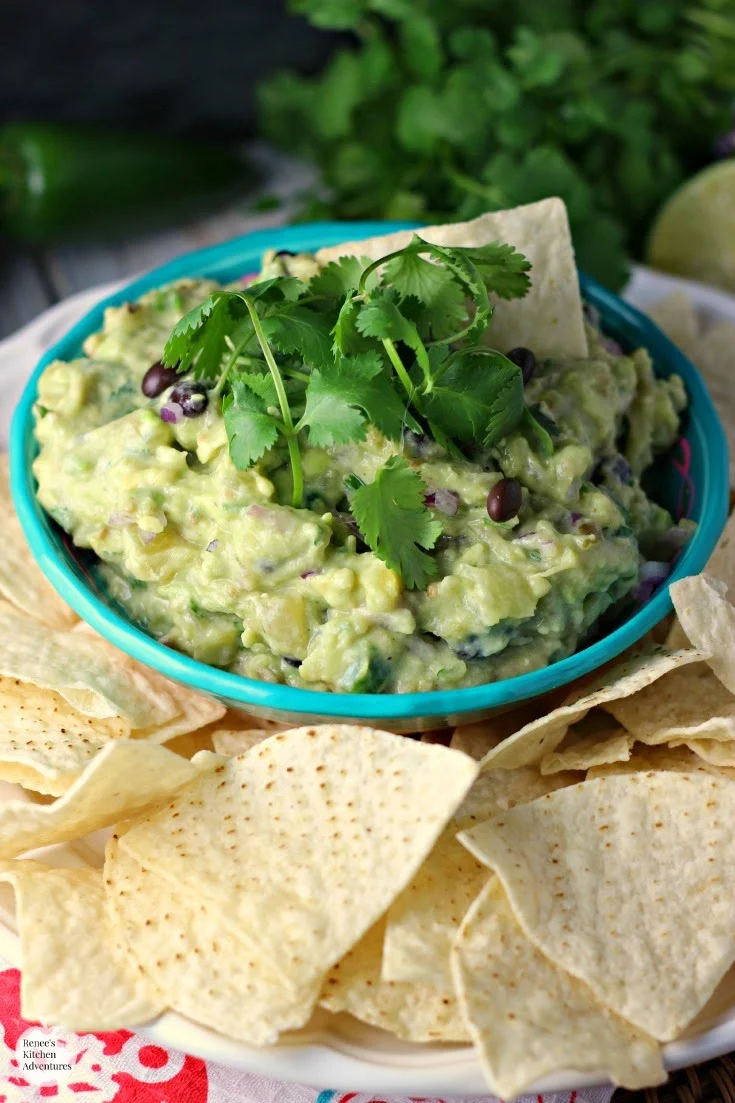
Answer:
[
  {"left": 213, "top": 333, "right": 251, "bottom": 398},
  {"left": 241, "top": 294, "right": 304, "bottom": 507},
  {"left": 381, "top": 337, "right": 426, "bottom": 415},
  {"left": 285, "top": 433, "right": 303, "bottom": 507},
  {"left": 283, "top": 367, "right": 310, "bottom": 383}
]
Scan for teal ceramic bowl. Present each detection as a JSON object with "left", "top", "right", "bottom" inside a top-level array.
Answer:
[{"left": 10, "top": 222, "right": 730, "bottom": 731}]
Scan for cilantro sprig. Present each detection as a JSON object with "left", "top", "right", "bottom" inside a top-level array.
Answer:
[
  {"left": 161, "top": 235, "right": 540, "bottom": 588},
  {"left": 350, "top": 457, "right": 443, "bottom": 590}
]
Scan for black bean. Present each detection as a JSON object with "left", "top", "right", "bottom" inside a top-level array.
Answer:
[
  {"left": 169, "top": 382, "right": 209, "bottom": 418},
  {"left": 141, "top": 361, "right": 181, "bottom": 398},
  {"left": 275, "top": 250, "right": 296, "bottom": 258},
  {"left": 487, "top": 477, "right": 523, "bottom": 522},
  {"left": 506, "top": 347, "right": 536, "bottom": 385}
]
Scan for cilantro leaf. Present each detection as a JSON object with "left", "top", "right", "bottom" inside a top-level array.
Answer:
[
  {"left": 424, "top": 349, "right": 525, "bottom": 446},
  {"left": 301, "top": 351, "right": 407, "bottom": 446},
  {"left": 356, "top": 292, "right": 420, "bottom": 345},
  {"left": 383, "top": 245, "right": 469, "bottom": 341},
  {"left": 308, "top": 255, "right": 374, "bottom": 297},
  {"left": 222, "top": 381, "right": 281, "bottom": 470},
  {"left": 300, "top": 376, "right": 367, "bottom": 447},
  {"left": 163, "top": 292, "right": 241, "bottom": 380},
  {"left": 382, "top": 243, "right": 452, "bottom": 303},
  {"left": 356, "top": 292, "right": 432, "bottom": 384},
  {"left": 350, "top": 456, "right": 443, "bottom": 590},
  {"left": 261, "top": 304, "right": 333, "bottom": 368},
  {"left": 332, "top": 294, "right": 362, "bottom": 355},
  {"left": 234, "top": 371, "right": 279, "bottom": 408},
  {"left": 421, "top": 243, "right": 492, "bottom": 343},
  {"left": 454, "top": 240, "right": 532, "bottom": 300},
  {"left": 245, "top": 275, "right": 306, "bottom": 304}
]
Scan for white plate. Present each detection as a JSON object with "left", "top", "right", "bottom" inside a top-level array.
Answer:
[{"left": 2, "top": 264, "right": 735, "bottom": 1095}]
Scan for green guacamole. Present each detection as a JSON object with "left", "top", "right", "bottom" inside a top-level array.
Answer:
[{"left": 33, "top": 271, "right": 690, "bottom": 694}]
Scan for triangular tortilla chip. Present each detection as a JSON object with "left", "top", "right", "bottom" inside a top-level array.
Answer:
[
  {"left": 118, "top": 726, "right": 478, "bottom": 992},
  {"left": 0, "top": 859, "right": 162, "bottom": 1030},
  {"left": 316, "top": 199, "right": 588, "bottom": 359},
  {"left": 460, "top": 772, "right": 735, "bottom": 1041},
  {"left": 451, "top": 879, "right": 665, "bottom": 1098}
]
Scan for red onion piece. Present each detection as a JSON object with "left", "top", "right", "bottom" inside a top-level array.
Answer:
[
  {"left": 425, "top": 489, "right": 459, "bottom": 516},
  {"left": 206, "top": 539, "right": 219, "bottom": 552},
  {"left": 633, "top": 560, "right": 671, "bottom": 604},
  {"left": 108, "top": 512, "right": 134, "bottom": 527},
  {"left": 161, "top": 402, "right": 184, "bottom": 424}
]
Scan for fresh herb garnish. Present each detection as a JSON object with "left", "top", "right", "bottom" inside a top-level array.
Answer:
[
  {"left": 350, "top": 456, "right": 443, "bottom": 590},
  {"left": 162, "top": 235, "right": 539, "bottom": 587},
  {"left": 258, "top": 2, "right": 735, "bottom": 289}
]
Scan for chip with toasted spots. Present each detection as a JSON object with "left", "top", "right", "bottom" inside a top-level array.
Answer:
[
  {"left": 0, "top": 858, "right": 162, "bottom": 1029},
  {"left": 460, "top": 772, "right": 735, "bottom": 1041},
  {"left": 105, "top": 838, "right": 319, "bottom": 1045},
  {"left": 0, "top": 741, "right": 201, "bottom": 859},
  {"left": 382, "top": 766, "right": 576, "bottom": 990},
  {"left": 117, "top": 726, "right": 478, "bottom": 999},
  {"left": 319, "top": 918, "right": 470, "bottom": 1042},
  {"left": 478, "top": 647, "right": 706, "bottom": 770},
  {"left": 451, "top": 879, "right": 665, "bottom": 1098},
  {"left": 604, "top": 663, "right": 735, "bottom": 746}
]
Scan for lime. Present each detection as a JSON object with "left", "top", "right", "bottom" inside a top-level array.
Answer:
[{"left": 646, "top": 159, "right": 735, "bottom": 293}]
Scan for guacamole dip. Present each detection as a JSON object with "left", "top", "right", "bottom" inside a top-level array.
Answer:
[{"left": 32, "top": 205, "right": 692, "bottom": 694}]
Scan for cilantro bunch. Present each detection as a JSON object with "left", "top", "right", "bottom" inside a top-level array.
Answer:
[
  {"left": 258, "top": 0, "right": 735, "bottom": 288},
  {"left": 162, "top": 236, "right": 533, "bottom": 588}
]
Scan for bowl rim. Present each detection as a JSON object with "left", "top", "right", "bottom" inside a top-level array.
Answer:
[{"left": 9, "top": 220, "right": 730, "bottom": 722}]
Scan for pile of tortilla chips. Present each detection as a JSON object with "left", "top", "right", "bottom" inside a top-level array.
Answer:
[
  {"left": 6, "top": 434, "right": 735, "bottom": 1099},
  {"left": 646, "top": 289, "right": 735, "bottom": 482}
]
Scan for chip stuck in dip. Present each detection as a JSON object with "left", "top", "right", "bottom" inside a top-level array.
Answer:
[{"left": 31, "top": 199, "right": 693, "bottom": 694}]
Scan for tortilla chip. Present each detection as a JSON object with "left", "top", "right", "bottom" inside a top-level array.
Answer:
[
  {"left": 0, "top": 859, "right": 162, "bottom": 1029},
  {"left": 0, "top": 672, "right": 222, "bottom": 795},
  {"left": 540, "top": 715, "right": 634, "bottom": 775},
  {"left": 460, "top": 772, "right": 735, "bottom": 1041},
  {"left": 604, "top": 664, "right": 735, "bottom": 745},
  {"left": 164, "top": 729, "right": 215, "bottom": 759},
  {"left": 105, "top": 839, "right": 318, "bottom": 1044},
  {"left": 132, "top": 689, "right": 224, "bottom": 743},
  {"left": 681, "top": 739, "right": 735, "bottom": 767},
  {"left": 450, "top": 700, "right": 552, "bottom": 760},
  {"left": 320, "top": 919, "right": 469, "bottom": 1042},
  {"left": 671, "top": 575, "right": 735, "bottom": 694},
  {"left": 118, "top": 727, "right": 478, "bottom": 993},
  {"left": 586, "top": 744, "right": 735, "bottom": 781},
  {"left": 694, "top": 323, "right": 735, "bottom": 483},
  {"left": 210, "top": 728, "right": 273, "bottom": 756},
  {"left": 451, "top": 879, "right": 665, "bottom": 1098},
  {"left": 0, "top": 741, "right": 201, "bottom": 859},
  {"left": 646, "top": 291, "right": 699, "bottom": 359},
  {"left": 0, "top": 456, "right": 78, "bottom": 630},
  {"left": 478, "top": 647, "right": 706, "bottom": 770},
  {"left": 316, "top": 199, "right": 588, "bottom": 359},
  {"left": 0, "top": 677, "right": 125, "bottom": 793},
  {"left": 0, "top": 601, "right": 179, "bottom": 726},
  {"left": 382, "top": 766, "right": 576, "bottom": 989},
  {"left": 667, "top": 511, "right": 735, "bottom": 650}
]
